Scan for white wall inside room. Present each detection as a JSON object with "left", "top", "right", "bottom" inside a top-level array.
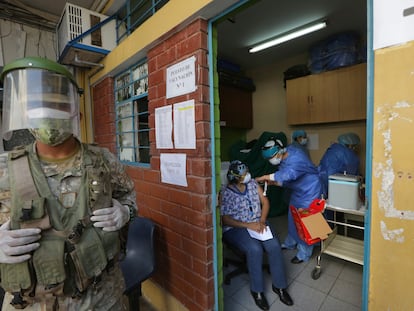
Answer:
[
  {"left": 0, "top": 19, "right": 57, "bottom": 65},
  {"left": 246, "top": 54, "right": 367, "bottom": 175}
]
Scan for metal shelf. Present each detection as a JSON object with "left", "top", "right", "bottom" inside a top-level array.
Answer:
[
  {"left": 311, "top": 205, "right": 365, "bottom": 279},
  {"left": 322, "top": 234, "right": 364, "bottom": 265}
]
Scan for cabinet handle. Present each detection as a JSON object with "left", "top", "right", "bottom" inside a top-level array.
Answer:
[{"left": 310, "top": 95, "right": 313, "bottom": 104}]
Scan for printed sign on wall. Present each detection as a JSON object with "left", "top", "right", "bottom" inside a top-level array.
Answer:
[{"left": 166, "top": 56, "right": 196, "bottom": 99}]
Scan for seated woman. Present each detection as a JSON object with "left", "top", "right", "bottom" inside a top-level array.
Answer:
[{"left": 220, "top": 160, "right": 293, "bottom": 310}]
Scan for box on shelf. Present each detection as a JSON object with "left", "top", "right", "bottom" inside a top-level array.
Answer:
[{"left": 328, "top": 173, "right": 361, "bottom": 210}]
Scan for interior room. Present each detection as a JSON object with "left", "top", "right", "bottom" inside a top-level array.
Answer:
[
  {"left": 216, "top": 1, "right": 367, "bottom": 310},
  {"left": 217, "top": 0, "right": 366, "bottom": 170}
]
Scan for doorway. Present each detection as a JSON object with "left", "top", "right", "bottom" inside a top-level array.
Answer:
[{"left": 211, "top": 0, "right": 369, "bottom": 310}]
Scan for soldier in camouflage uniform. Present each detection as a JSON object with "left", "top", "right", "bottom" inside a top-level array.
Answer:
[{"left": 0, "top": 57, "right": 137, "bottom": 311}]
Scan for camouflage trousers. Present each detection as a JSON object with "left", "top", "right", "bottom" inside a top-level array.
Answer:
[{"left": 2, "top": 264, "right": 129, "bottom": 311}]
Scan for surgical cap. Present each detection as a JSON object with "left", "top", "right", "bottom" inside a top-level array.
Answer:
[
  {"left": 292, "top": 130, "right": 307, "bottom": 140},
  {"left": 338, "top": 133, "right": 360, "bottom": 146}
]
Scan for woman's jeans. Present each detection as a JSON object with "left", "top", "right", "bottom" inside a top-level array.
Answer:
[{"left": 223, "top": 226, "right": 288, "bottom": 293}]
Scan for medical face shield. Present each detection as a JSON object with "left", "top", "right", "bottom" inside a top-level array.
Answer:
[{"left": 2, "top": 68, "right": 80, "bottom": 142}]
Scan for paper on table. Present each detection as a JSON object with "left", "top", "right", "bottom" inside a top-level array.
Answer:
[{"left": 247, "top": 226, "right": 273, "bottom": 241}]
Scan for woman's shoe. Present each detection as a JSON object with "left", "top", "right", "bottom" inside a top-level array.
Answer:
[
  {"left": 250, "top": 291, "right": 269, "bottom": 310},
  {"left": 272, "top": 286, "right": 294, "bottom": 306}
]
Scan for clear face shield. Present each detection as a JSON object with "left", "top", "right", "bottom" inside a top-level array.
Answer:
[{"left": 2, "top": 68, "right": 80, "bottom": 145}]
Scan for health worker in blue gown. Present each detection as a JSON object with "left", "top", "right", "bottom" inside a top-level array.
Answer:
[
  {"left": 256, "top": 138, "right": 322, "bottom": 264},
  {"left": 318, "top": 132, "right": 361, "bottom": 198},
  {"left": 290, "top": 130, "right": 311, "bottom": 160}
]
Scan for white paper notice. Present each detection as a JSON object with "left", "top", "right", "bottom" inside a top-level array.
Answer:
[
  {"left": 166, "top": 56, "right": 196, "bottom": 99},
  {"left": 174, "top": 100, "right": 196, "bottom": 149},
  {"left": 155, "top": 105, "right": 173, "bottom": 149},
  {"left": 247, "top": 226, "right": 273, "bottom": 241},
  {"left": 374, "top": 0, "right": 414, "bottom": 50},
  {"left": 160, "top": 153, "right": 188, "bottom": 187},
  {"left": 307, "top": 133, "right": 319, "bottom": 150}
]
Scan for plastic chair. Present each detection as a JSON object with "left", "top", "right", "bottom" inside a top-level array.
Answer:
[
  {"left": 223, "top": 240, "right": 248, "bottom": 285},
  {"left": 120, "top": 216, "right": 156, "bottom": 311},
  {"left": 223, "top": 239, "right": 271, "bottom": 285}
]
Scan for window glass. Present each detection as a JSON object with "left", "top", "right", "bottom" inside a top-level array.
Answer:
[{"left": 115, "top": 60, "right": 149, "bottom": 165}]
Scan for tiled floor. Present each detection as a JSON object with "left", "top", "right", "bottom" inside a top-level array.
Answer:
[{"left": 223, "top": 213, "right": 363, "bottom": 311}]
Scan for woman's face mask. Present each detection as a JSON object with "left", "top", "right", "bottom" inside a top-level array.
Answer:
[
  {"left": 242, "top": 172, "right": 251, "bottom": 184},
  {"left": 269, "top": 155, "right": 282, "bottom": 166},
  {"left": 299, "top": 137, "right": 308, "bottom": 145}
]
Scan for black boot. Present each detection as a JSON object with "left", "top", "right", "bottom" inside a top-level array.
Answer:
[
  {"left": 272, "top": 286, "right": 294, "bottom": 306},
  {"left": 250, "top": 291, "right": 269, "bottom": 310}
]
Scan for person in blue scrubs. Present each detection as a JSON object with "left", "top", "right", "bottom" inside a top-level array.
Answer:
[
  {"left": 256, "top": 138, "right": 322, "bottom": 264},
  {"left": 318, "top": 132, "right": 361, "bottom": 198},
  {"left": 291, "top": 130, "right": 310, "bottom": 160}
]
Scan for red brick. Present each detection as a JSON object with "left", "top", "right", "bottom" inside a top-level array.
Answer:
[
  {"left": 189, "top": 158, "right": 211, "bottom": 176},
  {"left": 186, "top": 19, "right": 208, "bottom": 37},
  {"left": 88, "top": 19, "right": 215, "bottom": 311},
  {"left": 169, "top": 188, "right": 192, "bottom": 207}
]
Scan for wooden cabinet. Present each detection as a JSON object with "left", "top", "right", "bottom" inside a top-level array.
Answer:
[
  {"left": 219, "top": 84, "right": 253, "bottom": 129},
  {"left": 337, "top": 64, "right": 367, "bottom": 121},
  {"left": 286, "top": 63, "right": 366, "bottom": 125}
]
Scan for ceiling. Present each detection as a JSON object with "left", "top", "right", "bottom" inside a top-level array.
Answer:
[
  {"left": 0, "top": 0, "right": 367, "bottom": 70},
  {"left": 216, "top": 0, "right": 367, "bottom": 70}
]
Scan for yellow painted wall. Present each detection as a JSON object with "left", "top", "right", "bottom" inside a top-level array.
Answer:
[
  {"left": 89, "top": 0, "right": 213, "bottom": 85},
  {"left": 370, "top": 41, "right": 414, "bottom": 310}
]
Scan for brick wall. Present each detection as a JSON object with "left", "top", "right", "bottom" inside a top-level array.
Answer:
[
  {"left": 92, "top": 77, "right": 117, "bottom": 153},
  {"left": 93, "top": 18, "right": 214, "bottom": 311}
]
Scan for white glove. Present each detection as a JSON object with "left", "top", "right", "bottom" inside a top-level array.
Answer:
[
  {"left": 91, "top": 199, "right": 130, "bottom": 232},
  {"left": 0, "top": 220, "right": 41, "bottom": 264}
]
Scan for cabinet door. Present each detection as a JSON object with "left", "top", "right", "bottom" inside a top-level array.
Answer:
[
  {"left": 337, "top": 63, "right": 367, "bottom": 121},
  {"left": 286, "top": 63, "right": 367, "bottom": 125},
  {"left": 286, "top": 76, "right": 310, "bottom": 125},
  {"left": 219, "top": 84, "right": 253, "bottom": 128},
  {"left": 309, "top": 71, "right": 340, "bottom": 123}
]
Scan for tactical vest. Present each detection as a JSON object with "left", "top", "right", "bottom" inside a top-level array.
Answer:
[{"left": 0, "top": 143, "right": 121, "bottom": 307}]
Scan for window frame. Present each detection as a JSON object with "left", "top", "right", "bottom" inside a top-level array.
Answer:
[{"left": 114, "top": 59, "right": 150, "bottom": 167}]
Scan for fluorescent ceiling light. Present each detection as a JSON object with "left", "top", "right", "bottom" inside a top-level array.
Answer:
[{"left": 249, "top": 20, "right": 327, "bottom": 53}]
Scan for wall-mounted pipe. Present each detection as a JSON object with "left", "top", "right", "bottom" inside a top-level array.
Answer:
[{"left": 74, "top": 53, "right": 104, "bottom": 68}]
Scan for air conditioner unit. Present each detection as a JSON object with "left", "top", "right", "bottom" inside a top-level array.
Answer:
[{"left": 57, "top": 2, "right": 117, "bottom": 67}]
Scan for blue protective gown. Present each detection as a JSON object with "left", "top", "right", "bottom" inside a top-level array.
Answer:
[
  {"left": 271, "top": 146, "right": 322, "bottom": 260},
  {"left": 318, "top": 143, "right": 360, "bottom": 197},
  {"left": 272, "top": 146, "right": 321, "bottom": 209},
  {"left": 290, "top": 141, "right": 311, "bottom": 160}
]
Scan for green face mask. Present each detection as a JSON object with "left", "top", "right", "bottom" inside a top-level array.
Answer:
[{"left": 29, "top": 118, "right": 73, "bottom": 146}]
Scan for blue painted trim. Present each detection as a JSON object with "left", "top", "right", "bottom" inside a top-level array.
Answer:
[
  {"left": 58, "top": 42, "right": 111, "bottom": 64},
  {"left": 70, "top": 43, "right": 110, "bottom": 54},
  {"left": 329, "top": 180, "right": 359, "bottom": 186},
  {"left": 207, "top": 20, "right": 219, "bottom": 311},
  {"left": 208, "top": 1, "right": 250, "bottom": 310},
  {"left": 67, "top": 15, "right": 116, "bottom": 47},
  {"left": 58, "top": 15, "right": 115, "bottom": 63},
  {"left": 362, "top": 0, "right": 373, "bottom": 310}
]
